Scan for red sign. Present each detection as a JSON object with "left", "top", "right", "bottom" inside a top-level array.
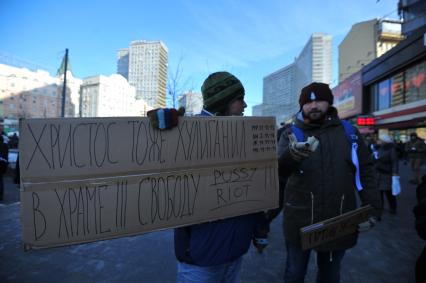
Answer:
[{"left": 357, "top": 117, "right": 375, "bottom": 126}]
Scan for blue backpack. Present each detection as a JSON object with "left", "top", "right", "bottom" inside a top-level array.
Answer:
[{"left": 290, "top": 120, "right": 363, "bottom": 191}]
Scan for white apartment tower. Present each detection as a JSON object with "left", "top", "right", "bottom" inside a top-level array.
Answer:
[
  {"left": 294, "top": 33, "right": 332, "bottom": 97},
  {"left": 117, "top": 40, "right": 168, "bottom": 108},
  {"left": 80, "top": 74, "right": 146, "bottom": 117},
  {"left": 0, "top": 63, "right": 81, "bottom": 127}
]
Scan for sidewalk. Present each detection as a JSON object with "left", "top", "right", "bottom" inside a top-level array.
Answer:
[{"left": 0, "top": 162, "right": 424, "bottom": 282}]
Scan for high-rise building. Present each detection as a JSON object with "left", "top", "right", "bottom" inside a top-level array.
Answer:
[
  {"left": 260, "top": 64, "right": 295, "bottom": 124},
  {"left": 295, "top": 33, "right": 332, "bottom": 96},
  {"left": 117, "top": 40, "right": 168, "bottom": 109},
  {"left": 339, "top": 19, "right": 403, "bottom": 83},
  {"left": 117, "top": 49, "right": 129, "bottom": 80},
  {"left": 398, "top": 0, "right": 426, "bottom": 37},
  {"left": 80, "top": 74, "right": 149, "bottom": 117},
  {"left": 178, "top": 91, "right": 203, "bottom": 116},
  {"left": 255, "top": 33, "right": 332, "bottom": 124}
]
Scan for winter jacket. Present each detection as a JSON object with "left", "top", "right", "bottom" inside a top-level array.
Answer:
[
  {"left": 174, "top": 109, "right": 267, "bottom": 266},
  {"left": 174, "top": 213, "right": 261, "bottom": 266},
  {"left": 406, "top": 138, "right": 426, "bottom": 160},
  {"left": 375, "top": 143, "right": 398, "bottom": 191},
  {"left": 278, "top": 111, "right": 381, "bottom": 251}
]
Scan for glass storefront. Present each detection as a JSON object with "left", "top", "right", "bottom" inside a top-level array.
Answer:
[{"left": 369, "top": 60, "right": 426, "bottom": 112}]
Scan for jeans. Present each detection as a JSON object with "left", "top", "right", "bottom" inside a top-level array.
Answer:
[
  {"left": 284, "top": 241, "right": 345, "bottom": 283},
  {"left": 177, "top": 257, "right": 243, "bottom": 283},
  {"left": 380, "top": 190, "right": 397, "bottom": 212}
]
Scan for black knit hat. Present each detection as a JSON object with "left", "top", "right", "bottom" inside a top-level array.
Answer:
[
  {"left": 299, "top": 82, "right": 333, "bottom": 109},
  {"left": 201, "top": 72, "right": 245, "bottom": 115}
]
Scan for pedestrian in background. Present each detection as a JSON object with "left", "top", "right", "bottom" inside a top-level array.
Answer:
[
  {"left": 406, "top": 133, "right": 426, "bottom": 185},
  {"left": 278, "top": 82, "right": 381, "bottom": 283},
  {"left": 413, "top": 175, "right": 426, "bottom": 282},
  {"left": 0, "top": 135, "right": 9, "bottom": 201},
  {"left": 375, "top": 134, "right": 399, "bottom": 215}
]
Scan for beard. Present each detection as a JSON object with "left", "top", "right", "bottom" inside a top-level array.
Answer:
[{"left": 302, "top": 108, "right": 327, "bottom": 123}]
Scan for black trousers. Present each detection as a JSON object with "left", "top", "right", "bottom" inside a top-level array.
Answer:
[{"left": 380, "top": 190, "right": 397, "bottom": 212}]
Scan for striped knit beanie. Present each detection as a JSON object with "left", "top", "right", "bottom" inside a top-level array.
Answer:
[{"left": 201, "top": 72, "right": 245, "bottom": 115}]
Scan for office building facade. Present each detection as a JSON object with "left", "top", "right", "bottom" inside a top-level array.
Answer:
[
  {"left": 0, "top": 63, "right": 81, "bottom": 130},
  {"left": 178, "top": 91, "right": 203, "bottom": 116},
  {"left": 256, "top": 33, "right": 332, "bottom": 124},
  {"left": 339, "top": 19, "right": 403, "bottom": 83},
  {"left": 80, "top": 74, "right": 145, "bottom": 117},
  {"left": 118, "top": 40, "right": 168, "bottom": 109}
]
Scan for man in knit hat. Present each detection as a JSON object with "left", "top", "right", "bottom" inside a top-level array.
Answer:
[
  {"left": 201, "top": 71, "right": 246, "bottom": 116},
  {"left": 277, "top": 82, "right": 381, "bottom": 283},
  {"left": 174, "top": 71, "right": 266, "bottom": 283}
]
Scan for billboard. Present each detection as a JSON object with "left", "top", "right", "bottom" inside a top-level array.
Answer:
[{"left": 333, "top": 71, "right": 363, "bottom": 119}]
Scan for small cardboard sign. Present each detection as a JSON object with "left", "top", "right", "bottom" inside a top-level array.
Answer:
[
  {"left": 20, "top": 116, "right": 279, "bottom": 250},
  {"left": 300, "top": 205, "right": 373, "bottom": 250}
]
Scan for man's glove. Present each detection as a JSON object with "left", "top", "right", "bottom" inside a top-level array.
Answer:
[
  {"left": 288, "top": 133, "right": 319, "bottom": 161},
  {"left": 253, "top": 237, "right": 269, "bottom": 253},
  {"left": 148, "top": 107, "right": 185, "bottom": 130},
  {"left": 357, "top": 216, "right": 378, "bottom": 232}
]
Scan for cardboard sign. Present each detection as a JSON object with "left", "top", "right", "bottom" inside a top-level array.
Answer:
[
  {"left": 20, "top": 116, "right": 279, "bottom": 250},
  {"left": 300, "top": 205, "right": 373, "bottom": 250}
]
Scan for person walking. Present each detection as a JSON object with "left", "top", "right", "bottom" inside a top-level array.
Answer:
[
  {"left": 406, "top": 133, "right": 426, "bottom": 185},
  {"left": 375, "top": 134, "right": 399, "bottom": 214},
  {"left": 278, "top": 82, "right": 381, "bottom": 283}
]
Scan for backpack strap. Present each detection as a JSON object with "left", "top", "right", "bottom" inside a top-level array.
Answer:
[
  {"left": 341, "top": 120, "right": 363, "bottom": 191},
  {"left": 290, "top": 124, "right": 305, "bottom": 142}
]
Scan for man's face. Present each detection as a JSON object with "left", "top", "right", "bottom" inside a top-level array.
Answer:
[
  {"left": 226, "top": 98, "right": 247, "bottom": 116},
  {"left": 302, "top": 100, "right": 330, "bottom": 122}
]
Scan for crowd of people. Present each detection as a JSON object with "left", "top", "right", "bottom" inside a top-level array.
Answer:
[{"left": 148, "top": 72, "right": 426, "bottom": 283}]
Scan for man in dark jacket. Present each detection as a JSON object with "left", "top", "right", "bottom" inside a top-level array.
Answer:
[
  {"left": 174, "top": 71, "right": 266, "bottom": 282},
  {"left": 278, "top": 82, "right": 381, "bottom": 283},
  {"left": 406, "top": 133, "right": 426, "bottom": 185}
]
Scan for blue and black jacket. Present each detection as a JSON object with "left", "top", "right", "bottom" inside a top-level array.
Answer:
[
  {"left": 174, "top": 214, "right": 261, "bottom": 266},
  {"left": 174, "top": 109, "right": 267, "bottom": 266}
]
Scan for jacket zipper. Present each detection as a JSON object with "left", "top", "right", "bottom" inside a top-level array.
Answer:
[{"left": 310, "top": 192, "right": 314, "bottom": 224}]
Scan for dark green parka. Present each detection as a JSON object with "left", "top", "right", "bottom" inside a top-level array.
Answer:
[{"left": 278, "top": 109, "right": 381, "bottom": 251}]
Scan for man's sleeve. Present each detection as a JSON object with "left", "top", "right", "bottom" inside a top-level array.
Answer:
[
  {"left": 356, "top": 131, "right": 382, "bottom": 217},
  {"left": 277, "top": 127, "right": 299, "bottom": 176}
]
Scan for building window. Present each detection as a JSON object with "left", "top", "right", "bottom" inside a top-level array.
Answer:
[
  {"left": 377, "top": 79, "right": 391, "bottom": 110},
  {"left": 369, "top": 84, "right": 377, "bottom": 112},
  {"left": 405, "top": 61, "right": 426, "bottom": 103},
  {"left": 391, "top": 72, "right": 404, "bottom": 107}
]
